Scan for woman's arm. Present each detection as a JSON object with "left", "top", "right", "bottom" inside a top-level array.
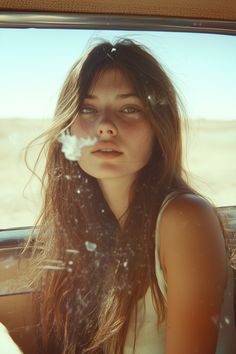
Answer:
[
  {"left": 0, "top": 323, "right": 24, "bottom": 354},
  {"left": 160, "top": 194, "right": 227, "bottom": 354}
]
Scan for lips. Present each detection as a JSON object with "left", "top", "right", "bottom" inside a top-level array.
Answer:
[{"left": 91, "top": 142, "right": 122, "bottom": 154}]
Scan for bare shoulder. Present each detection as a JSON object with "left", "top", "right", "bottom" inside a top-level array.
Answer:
[
  {"left": 159, "top": 194, "right": 228, "bottom": 353},
  {"left": 161, "top": 193, "right": 216, "bottom": 221},
  {"left": 159, "top": 193, "right": 227, "bottom": 277},
  {"left": 160, "top": 193, "right": 221, "bottom": 237}
]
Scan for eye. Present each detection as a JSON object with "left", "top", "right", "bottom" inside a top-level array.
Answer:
[
  {"left": 79, "top": 106, "right": 97, "bottom": 114},
  {"left": 122, "top": 106, "right": 141, "bottom": 114}
]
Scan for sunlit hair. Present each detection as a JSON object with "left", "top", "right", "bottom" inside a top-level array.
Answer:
[{"left": 26, "top": 39, "right": 197, "bottom": 354}]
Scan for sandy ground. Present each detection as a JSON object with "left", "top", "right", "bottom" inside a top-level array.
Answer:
[{"left": 0, "top": 118, "right": 236, "bottom": 229}]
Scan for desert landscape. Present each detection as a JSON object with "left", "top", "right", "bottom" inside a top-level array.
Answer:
[{"left": 1, "top": 118, "right": 236, "bottom": 229}]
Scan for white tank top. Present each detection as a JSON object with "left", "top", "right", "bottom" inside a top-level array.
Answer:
[{"left": 123, "top": 193, "right": 236, "bottom": 354}]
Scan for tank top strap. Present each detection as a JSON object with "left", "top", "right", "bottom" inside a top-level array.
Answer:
[{"left": 154, "top": 191, "right": 184, "bottom": 301}]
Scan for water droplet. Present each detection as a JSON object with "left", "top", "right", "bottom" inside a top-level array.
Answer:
[
  {"left": 68, "top": 261, "right": 73, "bottom": 265},
  {"left": 64, "top": 175, "right": 71, "bottom": 180},
  {"left": 123, "top": 260, "right": 128, "bottom": 268},
  {"left": 101, "top": 209, "right": 105, "bottom": 213},
  {"left": 111, "top": 47, "right": 116, "bottom": 52},
  {"left": 66, "top": 249, "right": 79, "bottom": 254},
  {"left": 85, "top": 241, "right": 97, "bottom": 252},
  {"left": 77, "top": 189, "right": 81, "bottom": 194},
  {"left": 224, "top": 317, "right": 230, "bottom": 325},
  {"left": 41, "top": 265, "right": 66, "bottom": 270}
]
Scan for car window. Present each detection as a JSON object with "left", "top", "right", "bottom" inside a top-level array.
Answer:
[{"left": 0, "top": 27, "right": 236, "bottom": 229}]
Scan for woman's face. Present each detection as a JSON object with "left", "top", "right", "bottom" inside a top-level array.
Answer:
[{"left": 71, "top": 68, "right": 155, "bottom": 181}]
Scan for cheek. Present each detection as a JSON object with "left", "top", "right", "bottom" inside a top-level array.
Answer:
[
  {"left": 143, "top": 136, "right": 154, "bottom": 160},
  {"left": 132, "top": 125, "right": 154, "bottom": 153},
  {"left": 70, "top": 119, "right": 93, "bottom": 137},
  {"left": 140, "top": 131, "right": 155, "bottom": 162}
]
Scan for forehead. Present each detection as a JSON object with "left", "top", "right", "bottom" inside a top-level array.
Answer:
[{"left": 88, "top": 68, "right": 135, "bottom": 94}]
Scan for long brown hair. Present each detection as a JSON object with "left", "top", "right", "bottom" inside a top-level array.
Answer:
[{"left": 26, "top": 39, "right": 195, "bottom": 354}]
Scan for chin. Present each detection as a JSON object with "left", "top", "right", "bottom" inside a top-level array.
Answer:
[
  {"left": 79, "top": 165, "right": 135, "bottom": 180},
  {"left": 85, "top": 171, "right": 128, "bottom": 180},
  {"left": 78, "top": 160, "right": 145, "bottom": 181}
]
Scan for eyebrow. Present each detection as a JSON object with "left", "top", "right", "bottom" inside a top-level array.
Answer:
[{"left": 85, "top": 93, "right": 139, "bottom": 99}]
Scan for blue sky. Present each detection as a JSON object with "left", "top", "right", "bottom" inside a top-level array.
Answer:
[{"left": 0, "top": 28, "right": 236, "bottom": 120}]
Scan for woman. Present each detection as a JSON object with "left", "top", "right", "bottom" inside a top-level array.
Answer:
[{"left": 13, "top": 39, "right": 236, "bottom": 353}]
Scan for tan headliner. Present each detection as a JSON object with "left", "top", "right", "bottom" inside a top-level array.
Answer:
[{"left": 0, "top": 0, "right": 236, "bottom": 21}]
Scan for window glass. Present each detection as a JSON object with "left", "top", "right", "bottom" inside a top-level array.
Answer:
[{"left": 0, "top": 28, "right": 236, "bottom": 229}]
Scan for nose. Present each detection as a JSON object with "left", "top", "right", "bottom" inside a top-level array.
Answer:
[{"left": 96, "top": 117, "right": 117, "bottom": 138}]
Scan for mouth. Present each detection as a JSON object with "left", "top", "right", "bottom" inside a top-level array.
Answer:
[
  {"left": 91, "top": 148, "right": 123, "bottom": 158},
  {"left": 91, "top": 143, "right": 122, "bottom": 154},
  {"left": 93, "top": 148, "right": 120, "bottom": 153}
]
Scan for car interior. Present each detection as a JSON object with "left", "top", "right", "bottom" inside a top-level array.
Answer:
[{"left": 0, "top": 1, "right": 236, "bottom": 353}]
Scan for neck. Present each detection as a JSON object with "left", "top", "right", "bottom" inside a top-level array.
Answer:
[{"left": 98, "top": 175, "right": 136, "bottom": 225}]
